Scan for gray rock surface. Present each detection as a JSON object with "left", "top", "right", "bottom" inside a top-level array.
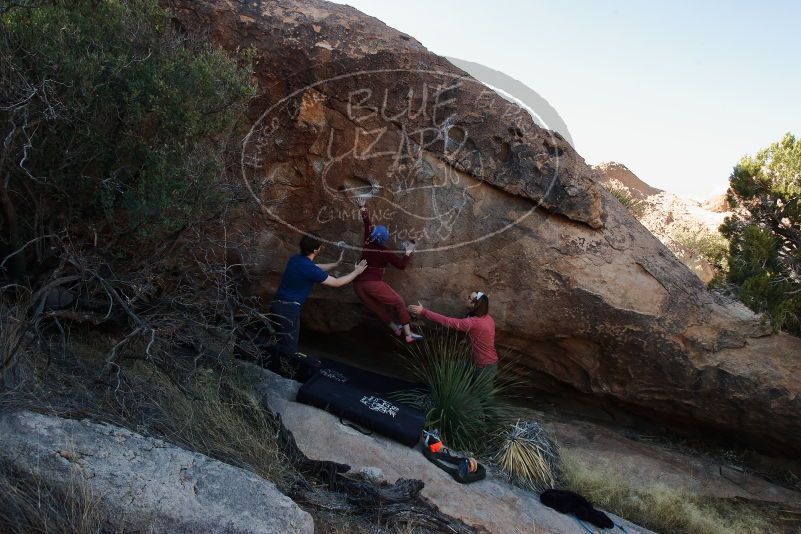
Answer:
[
  {"left": 0, "top": 411, "right": 314, "bottom": 534},
  {"left": 252, "top": 365, "right": 655, "bottom": 534},
  {"left": 540, "top": 411, "right": 801, "bottom": 506},
  {"left": 360, "top": 466, "right": 385, "bottom": 484}
]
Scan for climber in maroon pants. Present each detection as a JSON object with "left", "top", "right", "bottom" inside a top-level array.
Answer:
[{"left": 354, "top": 200, "right": 423, "bottom": 343}]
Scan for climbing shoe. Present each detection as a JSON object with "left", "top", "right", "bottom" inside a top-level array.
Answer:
[{"left": 405, "top": 332, "right": 424, "bottom": 343}]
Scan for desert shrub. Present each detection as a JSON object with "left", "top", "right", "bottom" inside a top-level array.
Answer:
[
  {"left": 604, "top": 183, "right": 646, "bottom": 219},
  {"left": 395, "top": 333, "right": 512, "bottom": 452},
  {"left": 0, "top": 0, "right": 262, "bottom": 394},
  {"left": 720, "top": 133, "right": 801, "bottom": 334},
  {"left": 490, "top": 419, "right": 560, "bottom": 491},
  {"left": 672, "top": 227, "right": 730, "bottom": 272},
  {"left": 0, "top": 0, "right": 255, "bottom": 277},
  {"left": 560, "top": 451, "right": 769, "bottom": 534}
]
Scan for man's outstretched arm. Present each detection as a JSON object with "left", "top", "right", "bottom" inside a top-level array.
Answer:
[
  {"left": 321, "top": 260, "right": 368, "bottom": 288},
  {"left": 317, "top": 249, "right": 344, "bottom": 272}
]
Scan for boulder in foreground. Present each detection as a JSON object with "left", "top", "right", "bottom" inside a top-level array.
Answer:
[{"left": 0, "top": 411, "right": 313, "bottom": 534}]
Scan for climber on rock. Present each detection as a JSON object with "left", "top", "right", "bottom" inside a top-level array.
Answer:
[
  {"left": 408, "top": 291, "right": 498, "bottom": 378},
  {"left": 354, "top": 199, "right": 423, "bottom": 344}
]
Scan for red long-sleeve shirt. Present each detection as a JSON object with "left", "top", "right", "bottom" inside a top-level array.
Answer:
[
  {"left": 355, "top": 210, "right": 410, "bottom": 282},
  {"left": 421, "top": 309, "right": 498, "bottom": 367}
]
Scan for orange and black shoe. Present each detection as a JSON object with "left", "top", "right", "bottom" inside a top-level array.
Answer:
[
  {"left": 423, "top": 430, "right": 443, "bottom": 453},
  {"left": 421, "top": 430, "right": 485, "bottom": 484}
]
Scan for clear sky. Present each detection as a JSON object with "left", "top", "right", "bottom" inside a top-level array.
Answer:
[{"left": 331, "top": 0, "right": 800, "bottom": 200}]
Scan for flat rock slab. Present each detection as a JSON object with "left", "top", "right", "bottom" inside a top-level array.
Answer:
[
  {"left": 254, "top": 366, "right": 654, "bottom": 534},
  {"left": 544, "top": 414, "right": 801, "bottom": 507},
  {"left": 0, "top": 411, "right": 313, "bottom": 534}
]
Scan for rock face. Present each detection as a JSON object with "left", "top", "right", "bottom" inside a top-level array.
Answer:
[
  {"left": 165, "top": 0, "right": 801, "bottom": 456},
  {"left": 0, "top": 411, "right": 314, "bottom": 534},
  {"left": 701, "top": 193, "right": 730, "bottom": 213},
  {"left": 593, "top": 162, "right": 662, "bottom": 200},
  {"left": 254, "top": 365, "right": 655, "bottom": 534},
  {"left": 593, "top": 161, "right": 731, "bottom": 284}
]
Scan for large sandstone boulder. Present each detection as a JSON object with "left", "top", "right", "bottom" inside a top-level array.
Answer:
[
  {"left": 0, "top": 411, "right": 313, "bottom": 534},
  {"left": 253, "top": 365, "right": 654, "bottom": 534},
  {"left": 165, "top": 0, "right": 801, "bottom": 456}
]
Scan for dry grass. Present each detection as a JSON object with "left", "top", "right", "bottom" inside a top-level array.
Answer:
[
  {"left": 560, "top": 451, "right": 771, "bottom": 534},
  {"left": 3, "top": 332, "right": 783, "bottom": 534},
  {"left": 0, "top": 458, "right": 109, "bottom": 534},
  {"left": 603, "top": 182, "right": 646, "bottom": 218},
  {"left": 104, "top": 362, "right": 299, "bottom": 489},
  {"left": 0, "top": 299, "right": 31, "bottom": 392}
]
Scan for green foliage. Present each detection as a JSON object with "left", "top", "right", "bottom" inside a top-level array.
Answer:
[
  {"left": 720, "top": 133, "right": 801, "bottom": 334},
  {"left": 671, "top": 227, "right": 729, "bottom": 272},
  {"left": 0, "top": 0, "right": 255, "bottom": 246},
  {"left": 394, "top": 333, "right": 512, "bottom": 452},
  {"left": 603, "top": 183, "right": 646, "bottom": 219}
]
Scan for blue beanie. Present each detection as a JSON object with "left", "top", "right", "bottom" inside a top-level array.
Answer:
[{"left": 370, "top": 225, "right": 389, "bottom": 245}]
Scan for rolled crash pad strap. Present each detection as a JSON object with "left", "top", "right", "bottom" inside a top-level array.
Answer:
[{"left": 339, "top": 417, "right": 373, "bottom": 436}]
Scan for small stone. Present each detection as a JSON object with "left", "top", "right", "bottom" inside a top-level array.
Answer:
[{"left": 360, "top": 466, "right": 384, "bottom": 483}]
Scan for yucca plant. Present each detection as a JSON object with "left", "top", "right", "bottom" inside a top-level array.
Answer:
[
  {"left": 491, "top": 419, "right": 560, "bottom": 492},
  {"left": 393, "top": 332, "right": 512, "bottom": 452}
]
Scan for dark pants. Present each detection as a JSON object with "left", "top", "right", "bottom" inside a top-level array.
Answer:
[
  {"left": 353, "top": 280, "right": 411, "bottom": 325},
  {"left": 270, "top": 300, "right": 301, "bottom": 358}
]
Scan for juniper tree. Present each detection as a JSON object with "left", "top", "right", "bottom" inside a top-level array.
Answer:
[{"left": 720, "top": 133, "right": 801, "bottom": 334}]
